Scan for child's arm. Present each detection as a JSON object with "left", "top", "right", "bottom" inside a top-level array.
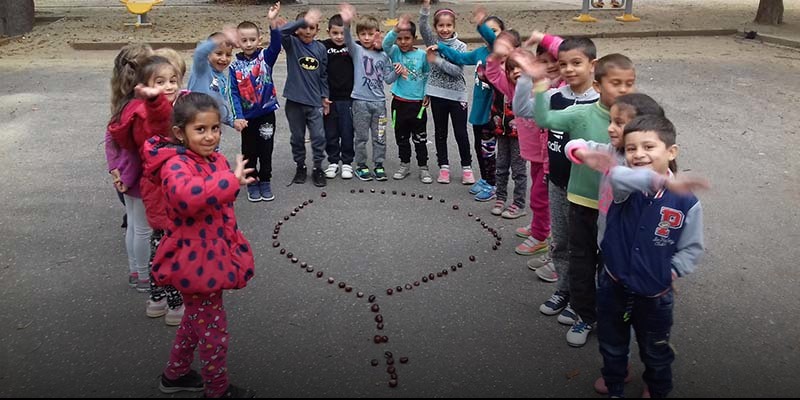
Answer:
[
  {"left": 131, "top": 84, "right": 172, "bottom": 147},
  {"left": 191, "top": 38, "right": 217, "bottom": 78},
  {"left": 339, "top": 3, "right": 362, "bottom": 60},
  {"left": 471, "top": 6, "right": 497, "bottom": 47},
  {"left": 228, "top": 66, "right": 246, "bottom": 130},
  {"left": 436, "top": 44, "right": 481, "bottom": 66},
  {"left": 161, "top": 155, "right": 252, "bottom": 217},
  {"left": 671, "top": 202, "right": 704, "bottom": 278},
  {"left": 532, "top": 83, "right": 579, "bottom": 132},
  {"left": 426, "top": 43, "right": 466, "bottom": 79},
  {"left": 565, "top": 139, "right": 616, "bottom": 173},
  {"left": 484, "top": 55, "right": 513, "bottom": 99},
  {"left": 608, "top": 166, "right": 710, "bottom": 201},
  {"left": 418, "top": 0, "right": 435, "bottom": 46},
  {"left": 279, "top": 17, "right": 307, "bottom": 48},
  {"left": 263, "top": 0, "right": 282, "bottom": 67}
]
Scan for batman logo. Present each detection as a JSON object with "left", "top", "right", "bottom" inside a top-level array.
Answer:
[{"left": 299, "top": 56, "right": 319, "bottom": 71}]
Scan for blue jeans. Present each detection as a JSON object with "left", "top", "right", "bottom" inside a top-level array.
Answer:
[
  {"left": 324, "top": 99, "right": 355, "bottom": 165},
  {"left": 597, "top": 271, "right": 675, "bottom": 398}
]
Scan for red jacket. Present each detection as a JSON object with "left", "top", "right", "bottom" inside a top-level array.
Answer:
[
  {"left": 142, "top": 139, "right": 255, "bottom": 294},
  {"left": 108, "top": 96, "right": 172, "bottom": 150}
]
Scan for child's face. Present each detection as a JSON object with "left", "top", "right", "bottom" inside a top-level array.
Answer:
[
  {"left": 485, "top": 19, "right": 502, "bottom": 37},
  {"left": 238, "top": 28, "right": 261, "bottom": 56},
  {"left": 557, "top": 49, "right": 594, "bottom": 90},
  {"left": 608, "top": 104, "right": 634, "bottom": 149},
  {"left": 536, "top": 52, "right": 560, "bottom": 81},
  {"left": 297, "top": 23, "right": 319, "bottom": 44},
  {"left": 396, "top": 30, "right": 415, "bottom": 52},
  {"left": 624, "top": 130, "right": 677, "bottom": 176},
  {"left": 595, "top": 67, "right": 636, "bottom": 108},
  {"left": 358, "top": 28, "right": 379, "bottom": 50},
  {"left": 209, "top": 43, "right": 233, "bottom": 73},
  {"left": 177, "top": 110, "right": 222, "bottom": 159},
  {"left": 435, "top": 15, "right": 455, "bottom": 39},
  {"left": 507, "top": 66, "right": 522, "bottom": 85},
  {"left": 328, "top": 25, "right": 346, "bottom": 46},
  {"left": 148, "top": 65, "right": 180, "bottom": 103}
]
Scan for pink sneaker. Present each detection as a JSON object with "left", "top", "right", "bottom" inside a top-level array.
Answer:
[
  {"left": 437, "top": 168, "right": 451, "bottom": 184},
  {"left": 461, "top": 168, "right": 475, "bottom": 185},
  {"left": 515, "top": 226, "right": 532, "bottom": 238},
  {"left": 642, "top": 385, "right": 651, "bottom": 398},
  {"left": 593, "top": 366, "right": 634, "bottom": 394}
]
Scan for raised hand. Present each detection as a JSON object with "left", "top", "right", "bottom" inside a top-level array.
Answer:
[
  {"left": 305, "top": 8, "right": 322, "bottom": 27},
  {"left": 523, "top": 30, "right": 546, "bottom": 48},
  {"left": 422, "top": 0, "right": 431, "bottom": 11},
  {"left": 665, "top": 173, "right": 711, "bottom": 195},
  {"left": 272, "top": 16, "right": 287, "bottom": 28},
  {"left": 134, "top": 83, "right": 162, "bottom": 100},
  {"left": 222, "top": 26, "right": 240, "bottom": 48},
  {"left": 576, "top": 148, "right": 616, "bottom": 173},
  {"left": 339, "top": 2, "right": 356, "bottom": 25},
  {"left": 509, "top": 48, "right": 546, "bottom": 78},
  {"left": 396, "top": 14, "right": 411, "bottom": 32},
  {"left": 267, "top": 1, "right": 281, "bottom": 20},
  {"left": 234, "top": 154, "right": 256, "bottom": 186},
  {"left": 492, "top": 36, "right": 514, "bottom": 58},
  {"left": 471, "top": 5, "right": 487, "bottom": 26}
]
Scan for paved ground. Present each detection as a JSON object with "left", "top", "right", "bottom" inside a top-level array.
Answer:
[{"left": 1, "top": 35, "right": 800, "bottom": 397}]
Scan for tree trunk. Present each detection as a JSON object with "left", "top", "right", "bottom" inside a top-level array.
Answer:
[
  {"left": 755, "top": 0, "right": 784, "bottom": 25},
  {"left": 0, "top": 0, "right": 35, "bottom": 36}
]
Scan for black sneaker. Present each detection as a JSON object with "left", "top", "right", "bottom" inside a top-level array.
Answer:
[
  {"left": 209, "top": 384, "right": 256, "bottom": 398},
  {"left": 374, "top": 164, "right": 388, "bottom": 181},
  {"left": 312, "top": 167, "right": 326, "bottom": 187},
  {"left": 159, "top": 370, "right": 204, "bottom": 394},
  {"left": 293, "top": 166, "right": 307, "bottom": 184}
]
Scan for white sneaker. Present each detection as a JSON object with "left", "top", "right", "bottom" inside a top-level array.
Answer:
[
  {"left": 420, "top": 167, "right": 433, "bottom": 184},
  {"left": 535, "top": 262, "right": 558, "bottom": 283},
  {"left": 146, "top": 298, "right": 168, "bottom": 318},
  {"left": 341, "top": 164, "right": 354, "bottom": 179},
  {"left": 393, "top": 163, "right": 411, "bottom": 180},
  {"left": 324, "top": 164, "right": 339, "bottom": 179},
  {"left": 527, "top": 254, "right": 551, "bottom": 271},
  {"left": 566, "top": 319, "right": 593, "bottom": 347},
  {"left": 165, "top": 305, "right": 184, "bottom": 326},
  {"left": 557, "top": 304, "right": 578, "bottom": 325}
]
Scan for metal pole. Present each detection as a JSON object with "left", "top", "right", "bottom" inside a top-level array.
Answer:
[
  {"left": 616, "top": 0, "right": 640, "bottom": 22},
  {"left": 385, "top": 0, "right": 398, "bottom": 27},
  {"left": 573, "top": 0, "right": 597, "bottom": 23}
]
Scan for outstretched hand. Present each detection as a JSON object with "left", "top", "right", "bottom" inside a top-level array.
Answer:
[
  {"left": 509, "top": 48, "right": 546, "bottom": 79},
  {"left": 422, "top": 0, "right": 431, "bottom": 11},
  {"left": 576, "top": 148, "right": 616, "bottom": 173},
  {"left": 339, "top": 2, "right": 356, "bottom": 25},
  {"left": 396, "top": 14, "right": 412, "bottom": 32},
  {"left": 523, "top": 30, "right": 546, "bottom": 48},
  {"left": 471, "top": 5, "right": 487, "bottom": 26},
  {"left": 221, "top": 26, "right": 239, "bottom": 48},
  {"left": 665, "top": 173, "right": 711, "bottom": 195},
  {"left": 234, "top": 154, "right": 256, "bottom": 186},
  {"left": 305, "top": 8, "right": 322, "bottom": 27},
  {"left": 134, "top": 84, "right": 162, "bottom": 100},
  {"left": 267, "top": 1, "right": 281, "bottom": 20},
  {"left": 492, "top": 35, "right": 516, "bottom": 58}
]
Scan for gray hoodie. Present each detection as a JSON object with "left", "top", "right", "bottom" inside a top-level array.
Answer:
[{"left": 419, "top": 8, "right": 468, "bottom": 102}]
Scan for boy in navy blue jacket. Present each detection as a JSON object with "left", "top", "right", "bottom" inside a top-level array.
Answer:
[
  {"left": 229, "top": 1, "right": 282, "bottom": 202},
  {"left": 593, "top": 115, "right": 708, "bottom": 398}
]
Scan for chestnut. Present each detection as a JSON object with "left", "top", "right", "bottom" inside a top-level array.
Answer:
[
  {"left": 386, "top": 358, "right": 394, "bottom": 365},
  {"left": 381, "top": 335, "right": 389, "bottom": 343},
  {"left": 427, "top": 195, "right": 433, "bottom": 200},
  {"left": 287, "top": 252, "right": 293, "bottom": 258},
  {"left": 384, "top": 351, "right": 393, "bottom": 358},
  {"left": 387, "top": 366, "right": 396, "bottom": 374},
  {"left": 374, "top": 335, "right": 383, "bottom": 344},
  {"left": 428, "top": 273, "right": 435, "bottom": 280},
  {"left": 418, "top": 194, "right": 424, "bottom": 199},
  {"left": 356, "top": 292, "right": 364, "bottom": 298},
  {"left": 440, "top": 199, "right": 445, "bottom": 203},
  {"left": 371, "top": 304, "right": 380, "bottom": 313},
  {"left": 399, "top": 357, "right": 409, "bottom": 364},
  {"left": 345, "top": 286, "right": 353, "bottom": 293},
  {"left": 422, "top": 276, "right": 428, "bottom": 283},
  {"left": 376, "top": 322, "right": 384, "bottom": 330},
  {"left": 350, "top": 189, "right": 356, "bottom": 194},
  {"left": 452, "top": 205, "right": 460, "bottom": 210},
  {"left": 279, "top": 248, "right": 286, "bottom": 255},
  {"left": 316, "top": 271, "right": 324, "bottom": 278},
  {"left": 410, "top": 192, "right": 415, "bottom": 197},
  {"left": 390, "top": 373, "right": 398, "bottom": 380},
  {"left": 492, "top": 245, "right": 498, "bottom": 250},
  {"left": 451, "top": 265, "right": 457, "bottom": 271},
  {"left": 291, "top": 257, "right": 298, "bottom": 263},
  {"left": 381, "top": 190, "right": 386, "bottom": 194},
  {"left": 290, "top": 211, "right": 297, "bottom": 217},
  {"left": 469, "top": 255, "right": 476, "bottom": 262},
  {"left": 359, "top": 188, "right": 364, "bottom": 193},
  {"left": 272, "top": 234, "right": 278, "bottom": 240},
  {"left": 395, "top": 285, "right": 403, "bottom": 292},
  {"left": 392, "top": 190, "right": 397, "bottom": 195},
  {"left": 371, "top": 359, "right": 379, "bottom": 366},
  {"left": 278, "top": 221, "right": 284, "bottom": 225},
  {"left": 294, "top": 207, "right": 299, "bottom": 212},
  {"left": 368, "top": 295, "right": 376, "bottom": 303},
  {"left": 321, "top": 191, "right": 327, "bottom": 197},
  {"left": 413, "top": 281, "right": 420, "bottom": 286},
  {"left": 303, "top": 201, "right": 309, "bottom": 206},
  {"left": 457, "top": 262, "right": 463, "bottom": 268},
  {"left": 475, "top": 217, "right": 481, "bottom": 222},
  {"left": 328, "top": 277, "right": 335, "bottom": 284},
  {"left": 370, "top": 188, "right": 376, "bottom": 193},
  {"left": 401, "top": 191, "right": 406, "bottom": 196},
  {"left": 388, "top": 379, "right": 398, "bottom": 388},
  {"left": 298, "top": 204, "right": 304, "bottom": 209},
  {"left": 405, "top": 283, "right": 412, "bottom": 290},
  {"left": 300, "top": 262, "right": 308, "bottom": 268},
  {"left": 306, "top": 266, "right": 314, "bottom": 273},
  {"left": 283, "top": 216, "right": 290, "bottom": 221},
  {"left": 308, "top": 199, "right": 314, "bottom": 204},
  {"left": 468, "top": 212, "right": 474, "bottom": 217},
  {"left": 375, "top": 314, "right": 383, "bottom": 323},
  {"left": 436, "top": 272, "right": 443, "bottom": 278},
  {"left": 386, "top": 288, "right": 393, "bottom": 295},
  {"left": 338, "top": 282, "right": 346, "bottom": 289}
]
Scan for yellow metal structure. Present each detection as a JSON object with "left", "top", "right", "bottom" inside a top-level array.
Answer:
[
  {"left": 572, "top": 14, "right": 598, "bottom": 23},
  {"left": 120, "top": 0, "right": 164, "bottom": 27},
  {"left": 384, "top": 18, "right": 398, "bottom": 28},
  {"left": 615, "top": 13, "right": 640, "bottom": 22}
]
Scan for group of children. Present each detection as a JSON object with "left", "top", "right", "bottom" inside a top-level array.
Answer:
[{"left": 104, "top": 0, "right": 708, "bottom": 397}]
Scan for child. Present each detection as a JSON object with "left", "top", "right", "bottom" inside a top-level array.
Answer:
[
  {"left": 144, "top": 92, "right": 257, "bottom": 398},
  {"left": 435, "top": 7, "right": 504, "bottom": 199},
  {"left": 512, "top": 37, "right": 600, "bottom": 332},
  {"left": 230, "top": 2, "right": 283, "bottom": 201},
  {"left": 105, "top": 43, "right": 153, "bottom": 290},
  {"left": 154, "top": 47, "right": 187, "bottom": 85},
  {"left": 596, "top": 114, "right": 707, "bottom": 398},
  {"left": 419, "top": 0, "right": 474, "bottom": 185},
  {"left": 530, "top": 51, "right": 637, "bottom": 347},
  {"left": 483, "top": 32, "right": 528, "bottom": 220},
  {"left": 338, "top": 4, "right": 396, "bottom": 182},
  {"left": 321, "top": 14, "right": 355, "bottom": 180},
  {"left": 280, "top": 9, "right": 329, "bottom": 187},
  {"left": 187, "top": 29, "right": 237, "bottom": 129},
  {"left": 382, "top": 14, "right": 431, "bottom": 183}
]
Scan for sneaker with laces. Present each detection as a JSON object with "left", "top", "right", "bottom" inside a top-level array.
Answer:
[
  {"left": 355, "top": 165, "right": 373, "bottom": 181},
  {"left": 312, "top": 167, "right": 327, "bottom": 187},
  {"left": 469, "top": 179, "right": 489, "bottom": 195},
  {"left": 324, "top": 164, "right": 339, "bottom": 179},
  {"left": 557, "top": 304, "right": 578, "bottom": 325},
  {"left": 146, "top": 298, "right": 168, "bottom": 318},
  {"left": 216, "top": 384, "right": 256, "bottom": 398},
  {"left": 393, "top": 163, "right": 411, "bottom": 180},
  {"left": 501, "top": 204, "right": 528, "bottom": 219},
  {"left": 566, "top": 319, "right": 593, "bottom": 347},
  {"left": 540, "top": 290, "right": 569, "bottom": 315},
  {"left": 515, "top": 226, "right": 532, "bottom": 238},
  {"left": 516, "top": 236, "right": 548, "bottom": 255},
  {"left": 136, "top": 278, "right": 151, "bottom": 293},
  {"left": 259, "top": 181, "right": 274, "bottom": 201},
  {"left": 535, "top": 261, "right": 558, "bottom": 282},
  {"left": 165, "top": 305, "right": 184, "bottom": 326},
  {"left": 490, "top": 200, "right": 505, "bottom": 215},
  {"left": 128, "top": 272, "right": 139, "bottom": 288},
  {"left": 420, "top": 167, "right": 433, "bottom": 184},
  {"left": 292, "top": 166, "right": 307, "bottom": 184},
  {"left": 246, "top": 183, "right": 261, "bottom": 202},
  {"left": 437, "top": 167, "right": 451, "bottom": 184},
  {"left": 373, "top": 165, "right": 387, "bottom": 181},
  {"left": 159, "top": 370, "right": 204, "bottom": 394},
  {"left": 475, "top": 186, "right": 496, "bottom": 202},
  {"left": 461, "top": 168, "right": 475, "bottom": 185},
  {"left": 527, "top": 253, "right": 551, "bottom": 271},
  {"left": 341, "top": 164, "right": 354, "bottom": 179},
  {"left": 594, "top": 366, "right": 634, "bottom": 395}
]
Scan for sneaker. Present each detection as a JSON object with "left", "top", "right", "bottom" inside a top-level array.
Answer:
[
  {"left": 516, "top": 236, "right": 548, "bottom": 255},
  {"left": 136, "top": 278, "right": 151, "bottom": 293},
  {"left": 246, "top": 183, "right": 261, "bottom": 202},
  {"left": 540, "top": 290, "right": 569, "bottom": 315},
  {"left": 469, "top": 179, "right": 489, "bottom": 195},
  {"left": 292, "top": 166, "right": 307, "bottom": 184},
  {"left": 121, "top": 213, "right": 128, "bottom": 229},
  {"left": 527, "top": 253, "right": 551, "bottom": 271},
  {"left": 324, "top": 163, "right": 339, "bottom": 179},
  {"left": 594, "top": 366, "right": 634, "bottom": 395},
  {"left": 165, "top": 305, "right": 184, "bottom": 326},
  {"left": 373, "top": 165, "right": 387, "bottom": 181},
  {"left": 566, "top": 319, "right": 593, "bottom": 347},
  {"left": 393, "top": 163, "right": 411, "bottom": 180},
  {"left": 216, "top": 384, "right": 256, "bottom": 398},
  {"left": 341, "top": 164, "right": 354, "bottom": 179},
  {"left": 475, "top": 186, "right": 496, "bottom": 202},
  {"left": 259, "top": 181, "right": 274, "bottom": 201},
  {"left": 159, "top": 370, "right": 204, "bottom": 394},
  {"left": 592, "top": 0, "right": 605, "bottom": 7},
  {"left": 420, "top": 167, "right": 433, "bottom": 184},
  {"left": 557, "top": 304, "right": 578, "bottom": 325},
  {"left": 146, "top": 298, "right": 168, "bottom": 318},
  {"left": 312, "top": 167, "right": 326, "bottom": 187},
  {"left": 515, "top": 226, "right": 532, "bottom": 238},
  {"left": 611, "top": 0, "right": 622, "bottom": 8},
  {"left": 461, "top": 168, "right": 475, "bottom": 185},
  {"left": 490, "top": 200, "right": 505, "bottom": 216},
  {"left": 437, "top": 167, "right": 451, "bottom": 184},
  {"left": 501, "top": 204, "right": 528, "bottom": 219},
  {"left": 642, "top": 385, "right": 651, "bottom": 398},
  {"left": 128, "top": 272, "right": 138, "bottom": 288},
  {"left": 355, "top": 165, "right": 373, "bottom": 181},
  {"left": 535, "top": 261, "right": 558, "bottom": 282}
]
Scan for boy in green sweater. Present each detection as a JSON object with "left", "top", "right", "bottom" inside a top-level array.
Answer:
[{"left": 531, "top": 53, "right": 636, "bottom": 347}]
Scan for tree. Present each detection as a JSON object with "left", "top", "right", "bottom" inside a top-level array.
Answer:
[
  {"left": 755, "top": 0, "right": 783, "bottom": 25},
  {"left": 0, "top": 0, "right": 35, "bottom": 36}
]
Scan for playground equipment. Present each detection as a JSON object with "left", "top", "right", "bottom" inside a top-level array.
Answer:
[
  {"left": 573, "top": 0, "right": 640, "bottom": 23},
  {"left": 384, "top": 0, "right": 398, "bottom": 27},
  {"left": 120, "top": 0, "right": 163, "bottom": 27}
]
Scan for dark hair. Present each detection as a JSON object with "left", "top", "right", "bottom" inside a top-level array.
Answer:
[
  {"left": 328, "top": 14, "right": 344, "bottom": 30},
  {"left": 237, "top": 20, "right": 259, "bottom": 34},
  {"left": 615, "top": 93, "right": 664, "bottom": 119},
  {"left": 398, "top": 21, "right": 417, "bottom": 38},
  {"left": 433, "top": 8, "right": 457, "bottom": 26},
  {"left": 296, "top": 11, "right": 307, "bottom": 20},
  {"left": 171, "top": 92, "right": 221, "bottom": 134},
  {"left": 496, "top": 29, "right": 521, "bottom": 48},
  {"left": 623, "top": 114, "right": 678, "bottom": 172},
  {"left": 595, "top": 53, "right": 635, "bottom": 82},
  {"left": 135, "top": 55, "right": 178, "bottom": 87},
  {"left": 557, "top": 37, "right": 597, "bottom": 60},
  {"left": 484, "top": 16, "right": 505, "bottom": 31},
  {"left": 505, "top": 48, "right": 533, "bottom": 77}
]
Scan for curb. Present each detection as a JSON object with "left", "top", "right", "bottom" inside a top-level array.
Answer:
[{"left": 738, "top": 31, "right": 800, "bottom": 50}]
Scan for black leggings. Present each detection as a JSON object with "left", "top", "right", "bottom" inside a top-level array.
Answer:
[{"left": 430, "top": 96, "right": 472, "bottom": 168}]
